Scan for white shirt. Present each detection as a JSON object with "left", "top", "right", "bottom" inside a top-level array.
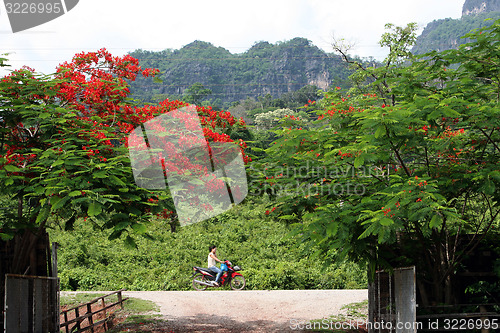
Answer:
[{"left": 208, "top": 253, "right": 216, "bottom": 267}]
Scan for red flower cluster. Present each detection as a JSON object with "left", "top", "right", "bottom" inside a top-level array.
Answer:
[
  {"left": 440, "top": 127, "right": 465, "bottom": 138},
  {"left": 157, "top": 209, "right": 174, "bottom": 219},
  {"left": 204, "top": 175, "right": 227, "bottom": 194},
  {"left": 285, "top": 115, "right": 301, "bottom": 121},
  {"left": 265, "top": 207, "right": 277, "bottom": 215},
  {"left": 381, "top": 206, "right": 395, "bottom": 218},
  {"left": 56, "top": 48, "right": 157, "bottom": 118},
  {"left": 1, "top": 49, "right": 252, "bottom": 228},
  {"left": 338, "top": 150, "right": 353, "bottom": 159}
]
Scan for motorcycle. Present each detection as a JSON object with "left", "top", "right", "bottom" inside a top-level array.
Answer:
[{"left": 191, "top": 260, "right": 246, "bottom": 291}]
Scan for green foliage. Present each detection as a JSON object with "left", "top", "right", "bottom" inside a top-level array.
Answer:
[
  {"left": 0, "top": 64, "right": 162, "bottom": 244},
  {"left": 49, "top": 197, "right": 367, "bottom": 291},
  {"left": 227, "top": 85, "right": 322, "bottom": 127},
  {"left": 122, "top": 298, "right": 159, "bottom": 314},
  {"left": 380, "top": 22, "right": 418, "bottom": 64},
  {"left": 182, "top": 82, "right": 212, "bottom": 105},
  {"left": 254, "top": 108, "right": 298, "bottom": 130},
  {"left": 308, "top": 300, "right": 368, "bottom": 332},
  {"left": 261, "top": 20, "right": 500, "bottom": 304}
]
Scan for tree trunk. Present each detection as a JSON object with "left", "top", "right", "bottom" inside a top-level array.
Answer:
[{"left": 11, "top": 229, "right": 49, "bottom": 275}]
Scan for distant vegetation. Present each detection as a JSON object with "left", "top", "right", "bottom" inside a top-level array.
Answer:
[
  {"left": 412, "top": 10, "right": 500, "bottom": 54},
  {"left": 49, "top": 197, "right": 367, "bottom": 291},
  {"left": 127, "top": 38, "right": 353, "bottom": 108}
]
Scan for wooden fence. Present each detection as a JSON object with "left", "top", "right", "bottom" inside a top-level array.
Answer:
[{"left": 60, "top": 289, "right": 128, "bottom": 333}]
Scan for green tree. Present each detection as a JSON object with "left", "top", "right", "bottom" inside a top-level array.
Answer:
[
  {"left": 182, "top": 82, "right": 212, "bottom": 105},
  {"left": 254, "top": 108, "right": 299, "bottom": 130},
  {"left": 0, "top": 50, "right": 249, "bottom": 275},
  {"left": 0, "top": 52, "right": 163, "bottom": 274},
  {"left": 332, "top": 22, "right": 418, "bottom": 106},
  {"left": 262, "top": 21, "right": 500, "bottom": 305}
]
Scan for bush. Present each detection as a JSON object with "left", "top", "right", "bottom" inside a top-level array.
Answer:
[{"left": 49, "top": 198, "right": 367, "bottom": 291}]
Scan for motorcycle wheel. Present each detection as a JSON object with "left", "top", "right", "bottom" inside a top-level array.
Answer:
[
  {"left": 192, "top": 273, "right": 208, "bottom": 291},
  {"left": 230, "top": 275, "right": 246, "bottom": 290}
]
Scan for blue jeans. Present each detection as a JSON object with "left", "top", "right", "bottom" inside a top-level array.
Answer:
[{"left": 210, "top": 266, "right": 222, "bottom": 282}]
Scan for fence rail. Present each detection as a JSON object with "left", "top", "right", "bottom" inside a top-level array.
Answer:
[{"left": 60, "top": 289, "right": 128, "bottom": 333}]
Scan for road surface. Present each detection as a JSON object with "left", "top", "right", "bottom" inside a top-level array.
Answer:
[{"left": 121, "top": 289, "right": 368, "bottom": 332}]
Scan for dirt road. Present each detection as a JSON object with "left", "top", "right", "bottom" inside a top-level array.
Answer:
[{"left": 122, "top": 289, "right": 368, "bottom": 332}]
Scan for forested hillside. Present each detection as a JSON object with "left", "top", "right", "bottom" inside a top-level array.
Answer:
[
  {"left": 412, "top": 0, "right": 500, "bottom": 54},
  {"left": 129, "top": 0, "right": 499, "bottom": 106},
  {"left": 128, "top": 38, "right": 352, "bottom": 107}
]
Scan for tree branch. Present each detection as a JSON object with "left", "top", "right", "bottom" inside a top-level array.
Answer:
[
  {"left": 389, "top": 139, "right": 411, "bottom": 177},
  {"left": 479, "top": 128, "right": 500, "bottom": 154}
]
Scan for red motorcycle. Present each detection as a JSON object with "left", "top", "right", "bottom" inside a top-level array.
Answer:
[{"left": 191, "top": 260, "right": 246, "bottom": 291}]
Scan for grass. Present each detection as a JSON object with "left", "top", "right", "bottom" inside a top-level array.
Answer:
[
  {"left": 60, "top": 292, "right": 107, "bottom": 308},
  {"left": 60, "top": 292, "right": 158, "bottom": 312},
  {"left": 107, "top": 298, "right": 162, "bottom": 333},
  {"left": 122, "top": 297, "right": 160, "bottom": 313},
  {"left": 60, "top": 292, "right": 161, "bottom": 333},
  {"left": 308, "top": 300, "right": 368, "bottom": 332}
]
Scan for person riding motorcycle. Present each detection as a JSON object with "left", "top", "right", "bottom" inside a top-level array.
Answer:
[{"left": 208, "top": 245, "right": 223, "bottom": 286}]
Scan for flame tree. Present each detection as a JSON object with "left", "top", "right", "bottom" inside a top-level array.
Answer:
[
  {"left": 0, "top": 49, "right": 248, "bottom": 274},
  {"left": 260, "top": 21, "right": 500, "bottom": 304}
]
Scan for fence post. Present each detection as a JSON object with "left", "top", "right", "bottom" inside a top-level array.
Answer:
[
  {"left": 74, "top": 307, "right": 81, "bottom": 331},
  {"left": 87, "top": 303, "right": 94, "bottom": 333},
  {"left": 63, "top": 312, "right": 69, "bottom": 333},
  {"left": 101, "top": 297, "right": 107, "bottom": 318},
  {"left": 118, "top": 291, "right": 123, "bottom": 309}
]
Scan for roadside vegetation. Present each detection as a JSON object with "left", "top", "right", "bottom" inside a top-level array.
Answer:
[{"left": 49, "top": 197, "right": 367, "bottom": 291}]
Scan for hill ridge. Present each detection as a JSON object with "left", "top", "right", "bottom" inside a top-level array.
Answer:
[{"left": 128, "top": 37, "right": 351, "bottom": 107}]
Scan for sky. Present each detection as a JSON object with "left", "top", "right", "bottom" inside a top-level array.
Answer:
[{"left": 0, "top": 0, "right": 464, "bottom": 76}]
